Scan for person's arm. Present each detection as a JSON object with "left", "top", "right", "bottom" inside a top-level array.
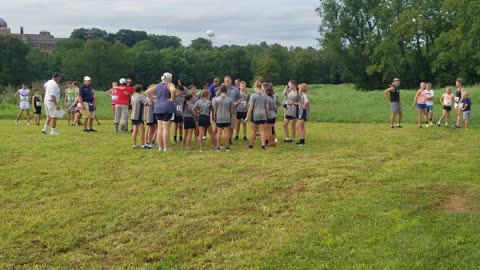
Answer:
[
  {"left": 168, "top": 83, "right": 176, "bottom": 101},
  {"left": 108, "top": 88, "right": 113, "bottom": 96},
  {"left": 245, "top": 104, "right": 253, "bottom": 122},
  {"left": 439, "top": 94, "right": 444, "bottom": 106},
  {"left": 51, "top": 94, "right": 60, "bottom": 110},
  {"left": 412, "top": 90, "right": 419, "bottom": 107},
  {"left": 31, "top": 95, "right": 34, "bottom": 108},
  {"left": 384, "top": 87, "right": 393, "bottom": 103},
  {"left": 78, "top": 88, "right": 84, "bottom": 108},
  {"left": 304, "top": 94, "right": 310, "bottom": 108},
  {"left": 15, "top": 91, "right": 19, "bottom": 103},
  {"left": 459, "top": 89, "right": 466, "bottom": 104},
  {"left": 64, "top": 89, "right": 68, "bottom": 104}
]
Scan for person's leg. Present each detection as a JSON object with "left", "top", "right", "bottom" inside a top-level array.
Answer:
[
  {"left": 16, "top": 109, "right": 23, "bottom": 122},
  {"left": 216, "top": 127, "right": 222, "bottom": 148},
  {"left": 157, "top": 121, "right": 164, "bottom": 150},
  {"left": 445, "top": 111, "right": 450, "bottom": 125},
  {"left": 112, "top": 104, "right": 115, "bottom": 121},
  {"left": 242, "top": 121, "right": 247, "bottom": 138},
  {"left": 390, "top": 113, "right": 395, "bottom": 126},
  {"left": 417, "top": 109, "right": 422, "bottom": 126},
  {"left": 225, "top": 127, "right": 231, "bottom": 148},
  {"left": 182, "top": 127, "right": 188, "bottom": 149},
  {"left": 397, "top": 112, "right": 402, "bottom": 126},
  {"left": 250, "top": 123, "right": 257, "bottom": 146},
  {"left": 51, "top": 117, "right": 57, "bottom": 129},
  {"left": 207, "top": 127, "right": 216, "bottom": 147},
  {"left": 174, "top": 123, "right": 178, "bottom": 141},
  {"left": 140, "top": 125, "right": 145, "bottom": 145},
  {"left": 465, "top": 119, "right": 469, "bottom": 129},
  {"left": 259, "top": 124, "right": 267, "bottom": 147},
  {"left": 456, "top": 108, "right": 462, "bottom": 127},
  {"left": 132, "top": 124, "right": 138, "bottom": 146},
  {"left": 187, "top": 129, "right": 193, "bottom": 148},
  {"left": 283, "top": 119, "right": 290, "bottom": 140},
  {"left": 198, "top": 127, "right": 205, "bottom": 150},
  {"left": 291, "top": 120, "right": 297, "bottom": 140},
  {"left": 25, "top": 110, "right": 30, "bottom": 124},
  {"left": 236, "top": 119, "right": 241, "bottom": 137},
  {"left": 179, "top": 123, "right": 183, "bottom": 141},
  {"left": 298, "top": 120, "right": 305, "bottom": 139},
  {"left": 162, "top": 120, "right": 171, "bottom": 150},
  {"left": 88, "top": 117, "right": 93, "bottom": 129}
]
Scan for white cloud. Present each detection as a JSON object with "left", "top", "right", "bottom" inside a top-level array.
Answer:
[{"left": 1, "top": 0, "right": 320, "bottom": 47}]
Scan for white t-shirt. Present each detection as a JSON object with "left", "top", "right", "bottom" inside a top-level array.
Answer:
[
  {"left": 44, "top": 79, "right": 61, "bottom": 102},
  {"left": 424, "top": 89, "right": 434, "bottom": 106},
  {"left": 442, "top": 93, "right": 454, "bottom": 107},
  {"left": 17, "top": 89, "right": 30, "bottom": 103}
]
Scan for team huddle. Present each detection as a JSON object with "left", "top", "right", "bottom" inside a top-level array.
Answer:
[
  {"left": 14, "top": 73, "right": 310, "bottom": 152},
  {"left": 384, "top": 78, "right": 472, "bottom": 129}
]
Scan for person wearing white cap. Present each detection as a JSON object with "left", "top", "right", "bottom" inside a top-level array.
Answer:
[
  {"left": 42, "top": 73, "right": 62, "bottom": 135},
  {"left": 384, "top": 78, "right": 403, "bottom": 128},
  {"left": 78, "top": 76, "right": 97, "bottom": 132},
  {"left": 113, "top": 78, "right": 133, "bottom": 132}
]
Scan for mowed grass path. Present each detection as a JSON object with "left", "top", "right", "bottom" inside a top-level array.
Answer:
[{"left": 1, "top": 120, "right": 480, "bottom": 269}]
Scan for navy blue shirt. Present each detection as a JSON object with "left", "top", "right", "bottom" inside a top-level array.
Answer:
[
  {"left": 208, "top": 84, "right": 217, "bottom": 101},
  {"left": 79, "top": 84, "right": 94, "bottom": 103},
  {"left": 464, "top": 98, "right": 471, "bottom": 111}
]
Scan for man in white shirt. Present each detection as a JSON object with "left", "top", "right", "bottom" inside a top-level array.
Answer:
[{"left": 42, "top": 73, "right": 63, "bottom": 135}]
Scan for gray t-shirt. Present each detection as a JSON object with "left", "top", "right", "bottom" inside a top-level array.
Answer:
[
  {"left": 237, "top": 91, "right": 250, "bottom": 112},
  {"left": 174, "top": 96, "right": 185, "bottom": 116},
  {"left": 267, "top": 96, "right": 277, "bottom": 119},
  {"left": 273, "top": 93, "right": 281, "bottom": 114},
  {"left": 130, "top": 93, "right": 150, "bottom": 121},
  {"left": 299, "top": 93, "right": 309, "bottom": 116},
  {"left": 183, "top": 101, "right": 195, "bottom": 118},
  {"left": 249, "top": 92, "right": 268, "bottom": 121},
  {"left": 285, "top": 91, "right": 300, "bottom": 117},
  {"left": 193, "top": 99, "right": 213, "bottom": 116},
  {"left": 213, "top": 95, "right": 234, "bottom": 124}
]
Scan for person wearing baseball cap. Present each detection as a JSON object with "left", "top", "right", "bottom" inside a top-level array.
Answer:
[
  {"left": 78, "top": 76, "right": 97, "bottom": 132},
  {"left": 384, "top": 78, "right": 402, "bottom": 128}
]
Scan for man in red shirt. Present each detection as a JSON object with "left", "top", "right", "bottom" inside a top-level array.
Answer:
[{"left": 114, "top": 78, "right": 134, "bottom": 132}]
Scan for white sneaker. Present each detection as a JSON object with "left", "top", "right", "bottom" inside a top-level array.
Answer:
[
  {"left": 50, "top": 131, "right": 60, "bottom": 136},
  {"left": 42, "top": 128, "right": 48, "bottom": 134},
  {"left": 275, "top": 138, "right": 278, "bottom": 143},
  {"left": 445, "top": 123, "right": 449, "bottom": 127},
  {"left": 15, "top": 120, "right": 18, "bottom": 125}
]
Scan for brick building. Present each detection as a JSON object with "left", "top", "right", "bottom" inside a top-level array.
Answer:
[{"left": 0, "top": 17, "right": 64, "bottom": 53}]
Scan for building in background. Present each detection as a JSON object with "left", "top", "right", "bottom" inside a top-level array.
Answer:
[{"left": 0, "top": 17, "right": 64, "bottom": 53}]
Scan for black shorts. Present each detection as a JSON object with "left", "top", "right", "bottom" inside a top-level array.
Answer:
[
  {"left": 236, "top": 111, "right": 247, "bottom": 120},
  {"left": 251, "top": 119, "right": 267, "bottom": 125},
  {"left": 285, "top": 115, "right": 297, "bottom": 120},
  {"left": 216, "top": 122, "right": 231, "bottom": 128},
  {"left": 443, "top": 106, "right": 452, "bottom": 112},
  {"left": 198, "top": 115, "right": 211, "bottom": 128},
  {"left": 267, "top": 118, "right": 276, "bottom": 124},
  {"left": 146, "top": 122, "right": 156, "bottom": 126},
  {"left": 299, "top": 110, "right": 308, "bottom": 121},
  {"left": 184, "top": 117, "right": 196, "bottom": 129},
  {"left": 155, "top": 113, "right": 174, "bottom": 122},
  {"left": 132, "top": 119, "right": 144, "bottom": 126},
  {"left": 173, "top": 114, "right": 183, "bottom": 124},
  {"left": 34, "top": 106, "right": 41, "bottom": 114}
]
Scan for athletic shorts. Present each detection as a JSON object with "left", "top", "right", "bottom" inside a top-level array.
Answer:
[
  {"left": 299, "top": 110, "right": 308, "bottom": 121},
  {"left": 173, "top": 114, "right": 183, "bottom": 124},
  {"left": 155, "top": 113, "right": 174, "bottom": 122},
  {"left": 455, "top": 103, "right": 463, "bottom": 110},
  {"left": 417, "top": 104, "right": 426, "bottom": 110},
  {"left": 267, "top": 118, "right": 276, "bottom": 124},
  {"left": 132, "top": 119, "right": 144, "bottom": 126},
  {"left": 251, "top": 119, "right": 267, "bottom": 125},
  {"left": 183, "top": 117, "right": 196, "bottom": 129},
  {"left": 146, "top": 122, "right": 156, "bottom": 126},
  {"left": 19, "top": 102, "right": 29, "bottom": 110},
  {"left": 391, "top": 102, "right": 402, "bottom": 114},
  {"left": 285, "top": 115, "right": 297, "bottom": 120},
  {"left": 198, "top": 115, "right": 211, "bottom": 128},
  {"left": 427, "top": 105, "right": 434, "bottom": 112},
  {"left": 45, "top": 101, "right": 56, "bottom": 117},
  {"left": 443, "top": 106, "right": 452, "bottom": 112},
  {"left": 34, "top": 106, "right": 41, "bottom": 115},
  {"left": 82, "top": 102, "right": 96, "bottom": 119},
  {"left": 216, "top": 122, "right": 231, "bottom": 128},
  {"left": 463, "top": 111, "right": 471, "bottom": 120},
  {"left": 236, "top": 111, "right": 247, "bottom": 120}
]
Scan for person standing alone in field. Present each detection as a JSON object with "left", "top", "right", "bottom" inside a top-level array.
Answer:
[
  {"left": 42, "top": 73, "right": 62, "bottom": 136},
  {"left": 15, "top": 82, "right": 31, "bottom": 126},
  {"left": 384, "top": 78, "right": 402, "bottom": 128}
]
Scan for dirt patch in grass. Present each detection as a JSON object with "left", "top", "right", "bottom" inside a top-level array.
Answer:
[{"left": 442, "top": 190, "right": 479, "bottom": 214}]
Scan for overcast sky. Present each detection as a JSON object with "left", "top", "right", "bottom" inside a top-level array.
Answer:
[{"left": 2, "top": 0, "right": 320, "bottom": 48}]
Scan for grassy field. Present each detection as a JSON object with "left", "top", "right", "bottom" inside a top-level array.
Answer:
[
  {"left": 1, "top": 118, "right": 480, "bottom": 269},
  {"left": 1, "top": 84, "right": 480, "bottom": 269},
  {"left": 1, "top": 84, "right": 478, "bottom": 124}
]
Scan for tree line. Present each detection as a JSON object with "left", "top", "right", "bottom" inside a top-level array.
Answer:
[
  {"left": 317, "top": 0, "right": 480, "bottom": 89},
  {"left": 0, "top": 27, "right": 335, "bottom": 90}
]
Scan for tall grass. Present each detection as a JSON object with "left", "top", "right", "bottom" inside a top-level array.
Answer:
[{"left": 1, "top": 84, "right": 478, "bottom": 124}]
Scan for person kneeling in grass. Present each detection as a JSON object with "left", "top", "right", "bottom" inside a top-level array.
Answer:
[
  {"left": 296, "top": 83, "right": 309, "bottom": 146},
  {"left": 462, "top": 92, "right": 471, "bottom": 129},
  {"left": 213, "top": 84, "right": 234, "bottom": 152},
  {"left": 437, "top": 87, "right": 454, "bottom": 127},
  {"left": 131, "top": 84, "right": 152, "bottom": 149}
]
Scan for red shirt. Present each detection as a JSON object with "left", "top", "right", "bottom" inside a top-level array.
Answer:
[{"left": 116, "top": 85, "right": 134, "bottom": 105}]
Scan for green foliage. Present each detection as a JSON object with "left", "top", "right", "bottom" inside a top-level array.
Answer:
[{"left": 0, "top": 36, "right": 31, "bottom": 85}]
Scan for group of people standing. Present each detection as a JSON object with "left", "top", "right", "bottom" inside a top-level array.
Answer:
[
  {"left": 385, "top": 78, "right": 472, "bottom": 129},
  {"left": 113, "top": 73, "right": 310, "bottom": 152}
]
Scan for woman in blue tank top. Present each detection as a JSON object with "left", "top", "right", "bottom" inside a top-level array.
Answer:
[{"left": 146, "top": 72, "right": 177, "bottom": 152}]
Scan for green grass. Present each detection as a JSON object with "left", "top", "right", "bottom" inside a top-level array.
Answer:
[
  {"left": 1, "top": 118, "right": 480, "bottom": 269},
  {"left": 2, "top": 84, "right": 478, "bottom": 124}
]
